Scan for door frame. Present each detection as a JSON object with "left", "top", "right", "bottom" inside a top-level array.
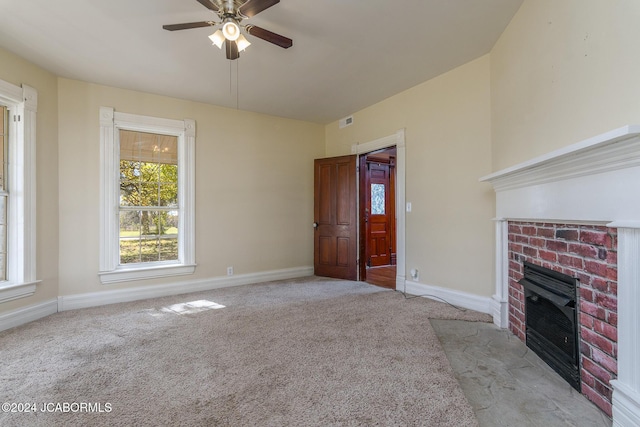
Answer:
[
  {"left": 360, "top": 148, "right": 396, "bottom": 275},
  {"left": 351, "top": 129, "right": 406, "bottom": 290}
]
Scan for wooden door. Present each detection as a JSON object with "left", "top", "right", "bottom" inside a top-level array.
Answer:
[
  {"left": 365, "top": 160, "right": 393, "bottom": 267},
  {"left": 314, "top": 155, "right": 358, "bottom": 280}
]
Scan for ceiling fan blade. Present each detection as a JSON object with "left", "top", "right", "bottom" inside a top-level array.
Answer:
[
  {"left": 226, "top": 40, "right": 239, "bottom": 60},
  {"left": 246, "top": 25, "right": 292, "bottom": 48},
  {"left": 163, "top": 21, "right": 214, "bottom": 31},
  {"left": 238, "top": 0, "right": 279, "bottom": 18},
  {"left": 195, "top": 0, "right": 219, "bottom": 11}
]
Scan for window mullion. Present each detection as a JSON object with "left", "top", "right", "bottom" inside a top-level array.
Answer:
[{"left": 119, "top": 206, "right": 177, "bottom": 211}]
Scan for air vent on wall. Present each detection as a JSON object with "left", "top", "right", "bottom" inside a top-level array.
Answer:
[{"left": 339, "top": 115, "right": 354, "bottom": 129}]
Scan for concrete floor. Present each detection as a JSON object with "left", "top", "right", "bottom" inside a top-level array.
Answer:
[{"left": 431, "top": 319, "right": 612, "bottom": 427}]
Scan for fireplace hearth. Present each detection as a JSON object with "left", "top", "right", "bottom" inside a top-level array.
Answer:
[{"left": 520, "top": 261, "right": 580, "bottom": 390}]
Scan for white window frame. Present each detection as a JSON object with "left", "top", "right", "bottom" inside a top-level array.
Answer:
[
  {"left": 99, "top": 107, "right": 196, "bottom": 284},
  {"left": 0, "top": 79, "right": 38, "bottom": 303}
]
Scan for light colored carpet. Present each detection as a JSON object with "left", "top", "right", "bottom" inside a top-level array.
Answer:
[{"left": 0, "top": 276, "right": 491, "bottom": 426}]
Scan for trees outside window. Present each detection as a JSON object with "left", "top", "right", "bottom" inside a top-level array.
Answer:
[{"left": 118, "top": 130, "right": 179, "bottom": 264}]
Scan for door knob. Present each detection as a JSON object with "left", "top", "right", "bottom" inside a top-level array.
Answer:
[{"left": 313, "top": 222, "right": 318, "bottom": 229}]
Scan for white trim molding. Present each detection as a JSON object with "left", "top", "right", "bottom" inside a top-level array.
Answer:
[
  {"left": 480, "top": 125, "right": 640, "bottom": 223},
  {"left": 404, "top": 280, "right": 493, "bottom": 315},
  {"left": 482, "top": 125, "right": 640, "bottom": 426},
  {"left": 99, "top": 107, "right": 196, "bottom": 284},
  {"left": 481, "top": 125, "right": 640, "bottom": 192},
  {"left": 99, "top": 264, "right": 197, "bottom": 284},
  {"left": 0, "top": 281, "right": 40, "bottom": 304},
  {"left": 352, "top": 129, "right": 406, "bottom": 289},
  {"left": 60, "top": 266, "right": 313, "bottom": 311},
  {"left": 0, "top": 299, "right": 57, "bottom": 332},
  {"left": 99, "top": 107, "right": 117, "bottom": 272},
  {"left": 0, "top": 79, "right": 23, "bottom": 102},
  {"left": 491, "top": 218, "right": 509, "bottom": 328},
  {"left": 610, "top": 225, "right": 640, "bottom": 427},
  {"left": 0, "top": 79, "right": 38, "bottom": 303},
  {"left": 1, "top": 267, "right": 313, "bottom": 332}
]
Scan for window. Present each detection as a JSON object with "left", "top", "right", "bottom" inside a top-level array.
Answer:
[
  {"left": 99, "top": 108, "right": 195, "bottom": 284},
  {"left": 119, "top": 130, "right": 179, "bottom": 264},
  {"left": 371, "top": 183, "right": 385, "bottom": 215},
  {"left": 0, "top": 79, "right": 38, "bottom": 303},
  {"left": 1, "top": 106, "right": 6, "bottom": 281}
]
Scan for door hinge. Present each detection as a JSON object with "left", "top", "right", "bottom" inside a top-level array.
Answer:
[{"left": 14, "top": 114, "right": 21, "bottom": 122}]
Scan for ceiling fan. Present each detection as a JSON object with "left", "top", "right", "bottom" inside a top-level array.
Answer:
[{"left": 163, "top": 0, "right": 293, "bottom": 60}]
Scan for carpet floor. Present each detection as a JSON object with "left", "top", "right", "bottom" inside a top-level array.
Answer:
[{"left": 0, "top": 276, "right": 491, "bottom": 426}]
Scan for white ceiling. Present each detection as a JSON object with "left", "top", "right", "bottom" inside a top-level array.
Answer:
[{"left": 0, "top": 0, "right": 523, "bottom": 124}]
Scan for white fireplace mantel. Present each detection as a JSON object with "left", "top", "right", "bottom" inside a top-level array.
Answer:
[
  {"left": 481, "top": 125, "right": 640, "bottom": 427},
  {"left": 481, "top": 125, "right": 640, "bottom": 223}
]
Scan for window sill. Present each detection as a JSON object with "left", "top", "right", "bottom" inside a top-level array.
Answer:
[
  {"left": 0, "top": 280, "right": 41, "bottom": 303},
  {"left": 99, "top": 264, "right": 196, "bottom": 284}
]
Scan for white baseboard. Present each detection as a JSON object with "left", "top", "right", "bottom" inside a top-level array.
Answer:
[
  {"left": 0, "top": 299, "right": 58, "bottom": 332},
  {"left": 58, "top": 266, "right": 314, "bottom": 312},
  {"left": 402, "top": 280, "right": 493, "bottom": 314}
]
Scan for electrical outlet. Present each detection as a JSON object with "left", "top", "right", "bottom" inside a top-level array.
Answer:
[{"left": 227, "top": 266, "right": 233, "bottom": 276}]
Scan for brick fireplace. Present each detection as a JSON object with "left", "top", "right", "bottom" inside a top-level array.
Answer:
[
  {"left": 481, "top": 125, "right": 640, "bottom": 426},
  {"left": 508, "top": 222, "right": 617, "bottom": 414}
]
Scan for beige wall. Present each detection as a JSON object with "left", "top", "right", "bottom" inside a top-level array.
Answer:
[
  {"left": 0, "top": 47, "right": 59, "bottom": 312},
  {"left": 6, "top": 0, "right": 636, "bottom": 316},
  {"left": 325, "top": 55, "right": 495, "bottom": 296},
  {"left": 57, "top": 79, "right": 324, "bottom": 295},
  {"left": 491, "top": 0, "right": 640, "bottom": 170}
]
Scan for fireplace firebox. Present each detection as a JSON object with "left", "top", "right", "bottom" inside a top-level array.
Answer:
[{"left": 519, "top": 261, "right": 580, "bottom": 391}]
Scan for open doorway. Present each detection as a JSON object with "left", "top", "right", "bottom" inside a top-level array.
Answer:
[
  {"left": 313, "top": 130, "right": 405, "bottom": 287},
  {"left": 359, "top": 146, "right": 397, "bottom": 289}
]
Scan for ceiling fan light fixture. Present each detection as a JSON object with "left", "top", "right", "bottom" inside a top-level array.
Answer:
[
  {"left": 222, "top": 19, "right": 240, "bottom": 41},
  {"left": 236, "top": 34, "right": 251, "bottom": 52},
  {"left": 208, "top": 29, "right": 225, "bottom": 49}
]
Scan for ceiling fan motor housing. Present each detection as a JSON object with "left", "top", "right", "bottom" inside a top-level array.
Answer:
[{"left": 223, "top": 0, "right": 238, "bottom": 16}]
